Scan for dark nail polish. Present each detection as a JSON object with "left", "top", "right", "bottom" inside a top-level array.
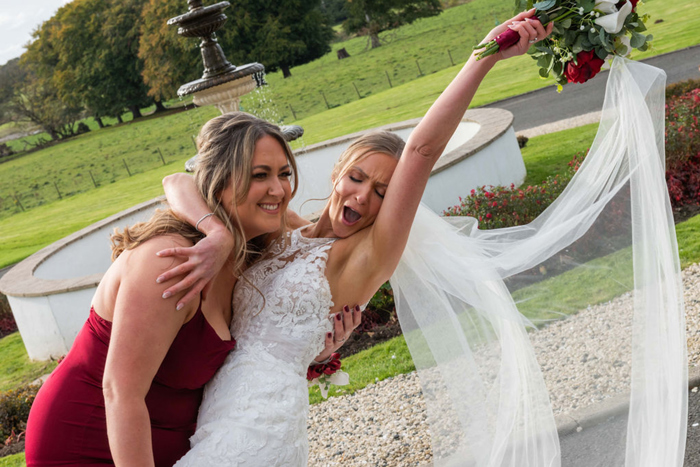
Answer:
[
  {"left": 336, "top": 313, "right": 342, "bottom": 321},
  {"left": 343, "top": 305, "right": 350, "bottom": 312},
  {"left": 327, "top": 332, "right": 333, "bottom": 338},
  {"left": 354, "top": 305, "right": 360, "bottom": 312}
]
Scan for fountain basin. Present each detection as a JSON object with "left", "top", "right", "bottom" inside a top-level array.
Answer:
[{"left": 0, "top": 107, "right": 522, "bottom": 360}]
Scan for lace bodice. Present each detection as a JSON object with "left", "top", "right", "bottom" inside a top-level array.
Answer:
[
  {"left": 230, "top": 227, "right": 336, "bottom": 373},
  {"left": 174, "top": 227, "right": 337, "bottom": 466}
]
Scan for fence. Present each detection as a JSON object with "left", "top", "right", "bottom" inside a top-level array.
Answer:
[
  {"left": 0, "top": 147, "right": 174, "bottom": 219},
  {"left": 272, "top": 47, "right": 472, "bottom": 123}
]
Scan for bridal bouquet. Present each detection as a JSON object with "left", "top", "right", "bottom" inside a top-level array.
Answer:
[
  {"left": 307, "top": 353, "right": 349, "bottom": 399},
  {"left": 474, "top": 0, "right": 653, "bottom": 88}
]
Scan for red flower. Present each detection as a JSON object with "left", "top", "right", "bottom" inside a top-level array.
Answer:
[
  {"left": 617, "top": 0, "right": 639, "bottom": 11},
  {"left": 564, "top": 50, "right": 605, "bottom": 84},
  {"left": 307, "top": 353, "right": 342, "bottom": 380}
]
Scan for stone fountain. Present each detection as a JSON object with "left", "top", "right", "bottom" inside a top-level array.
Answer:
[{"left": 168, "top": 0, "right": 303, "bottom": 174}]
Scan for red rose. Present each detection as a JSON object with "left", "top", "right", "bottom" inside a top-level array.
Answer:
[
  {"left": 617, "top": 0, "right": 639, "bottom": 11},
  {"left": 307, "top": 366, "right": 323, "bottom": 380},
  {"left": 564, "top": 50, "right": 605, "bottom": 84},
  {"left": 323, "top": 355, "right": 342, "bottom": 375},
  {"left": 307, "top": 353, "right": 342, "bottom": 380}
]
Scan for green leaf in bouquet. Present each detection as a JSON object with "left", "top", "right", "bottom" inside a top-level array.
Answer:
[
  {"left": 595, "top": 47, "right": 608, "bottom": 60},
  {"left": 630, "top": 31, "right": 646, "bottom": 48},
  {"left": 533, "top": 0, "right": 557, "bottom": 11},
  {"left": 539, "top": 67, "right": 550, "bottom": 78},
  {"left": 599, "top": 28, "right": 612, "bottom": 48},
  {"left": 557, "top": 18, "right": 572, "bottom": 29},
  {"left": 580, "top": 0, "right": 595, "bottom": 13},
  {"left": 572, "top": 34, "right": 586, "bottom": 54},
  {"left": 553, "top": 61, "right": 563, "bottom": 77},
  {"left": 634, "top": 22, "right": 647, "bottom": 32},
  {"left": 588, "top": 30, "right": 601, "bottom": 45}
]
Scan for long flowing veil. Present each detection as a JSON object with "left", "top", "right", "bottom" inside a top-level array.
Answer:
[{"left": 390, "top": 57, "right": 687, "bottom": 466}]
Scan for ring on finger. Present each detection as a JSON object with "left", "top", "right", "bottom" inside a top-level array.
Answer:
[
  {"left": 336, "top": 337, "right": 346, "bottom": 343},
  {"left": 529, "top": 37, "right": 538, "bottom": 43}
]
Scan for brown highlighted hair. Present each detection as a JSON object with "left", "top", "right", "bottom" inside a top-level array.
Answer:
[
  {"left": 331, "top": 131, "right": 405, "bottom": 184},
  {"left": 110, "top": 112, "right": 298, "bottom": 277}
]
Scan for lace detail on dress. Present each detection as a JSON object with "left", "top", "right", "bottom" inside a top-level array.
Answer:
[{"left": 174, "top": 228, "right": 337, "bottom": 467}]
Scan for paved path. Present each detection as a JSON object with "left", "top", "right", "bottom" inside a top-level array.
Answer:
[{"left": 484, "top": 45, "right": 700, "bottom": 132}]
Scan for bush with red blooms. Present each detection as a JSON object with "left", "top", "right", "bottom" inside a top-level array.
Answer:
[
  {"left": 564, "top": 50, "right": 605, "bottom": 84},
  {"left": 307, "top": 353, "right": 342, "bottom": 381},
  {"left": 665, "top": 87, "right": 700, "bottom": 208},
  {"left": 0, "top": 385, "right": 39, "bottom": 444},
  {"left": 443, "top": 154, "right": 583, "bottom": 229},
  {"left": 0, "top": 294, "right": 17, "bottom": 339}
]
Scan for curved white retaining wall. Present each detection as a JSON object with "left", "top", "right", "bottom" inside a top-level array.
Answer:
[{"left": 0, "top": 108, "right": 523, "bottom": 360}]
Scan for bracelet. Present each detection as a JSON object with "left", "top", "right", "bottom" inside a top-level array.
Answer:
[
  {"left": 311, "top": 356, "right": 332, "bottom": 366},
  {"left": 195, "top": 213, "right": 215, "bottom": 232}
]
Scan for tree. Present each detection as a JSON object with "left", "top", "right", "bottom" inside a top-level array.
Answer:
[
  {"left": 0, "top": 58, "right": 27, "bottom": 125},
  {"left": 343, "top": 0, "right": 442, "bottom": 49},
  {"left": 24, "top": 0, "right": 153, "bottom": 123},
  {"left": 7, "top": 70, "right": 82, "bottom": 142},
  {"left": 139, "top": 0, "right": 201, "bottom": 102},
  {"left": 218, "top": 0, "right": 335, "bottom": 78}
]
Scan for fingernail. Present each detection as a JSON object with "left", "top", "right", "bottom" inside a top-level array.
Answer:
[
  {"left": 176, "top": 303, "right": 184, "bottom": 311},
  {"left": 156, "top": 276, "right": 164, "bottom": 284},
  {"left": 343, "top": 305, "right": 350, "bottom": 312},
  {"left": 336, "top": 313, "right": 342, "bottom": 321},
  {"left": 155, "top": 252, "right": 162, "bottom": 256},
  {"left": 354, "top": 305, "right": 360, "bottom": 312},
  {"left": 162, "top": 291, "right": 171, "bottom": 299},
  {"left": 327, "top": 332, "right": 333, "bottom": 339}
]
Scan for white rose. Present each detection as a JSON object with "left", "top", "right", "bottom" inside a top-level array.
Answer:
[
  {"left": 594, "top": 0, "right": 619, "bottom": 14},
  {"left": 595, "top": 1, "right": 633, "bottom": 34}
]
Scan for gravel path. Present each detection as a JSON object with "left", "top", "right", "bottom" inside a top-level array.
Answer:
[{"left": 308, "top": 264, "right": 700, "bottom": 466}]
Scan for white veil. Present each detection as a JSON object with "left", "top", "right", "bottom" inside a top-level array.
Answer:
[{"left": 390, "top": 57, "right": 687, "bottom": 466}]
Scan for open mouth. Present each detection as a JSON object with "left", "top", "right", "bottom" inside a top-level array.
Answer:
[
  {"left": 259, "top": 203, "right": 280, "bottom": 214},
  {"left": 342, "top": 206, "right": 361, "bottom": 225}
]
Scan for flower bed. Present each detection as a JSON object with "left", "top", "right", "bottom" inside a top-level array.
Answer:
[{"left": 666, "top": 86, "right": 700, "bottom": 209}]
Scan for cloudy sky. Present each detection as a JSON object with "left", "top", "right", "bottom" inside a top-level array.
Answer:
[{"left": 0, "top": 0, "right": 74, "bottom": 66}]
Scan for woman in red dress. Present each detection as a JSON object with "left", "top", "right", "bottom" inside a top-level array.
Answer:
[{"left": 24, "top": 113, "right": 304, "bottom": 466}]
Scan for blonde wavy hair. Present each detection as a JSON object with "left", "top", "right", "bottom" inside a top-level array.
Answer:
[
  {"left": 110, "top": 112, "right": 298, "bottom": 278},
  {"left": 331, "top": 131, "right": 405, "bottom": 184}
]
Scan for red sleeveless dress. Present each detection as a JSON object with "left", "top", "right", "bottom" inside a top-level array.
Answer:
[{"left": 25, "top": 305, "right": 236, "bottom": 466}]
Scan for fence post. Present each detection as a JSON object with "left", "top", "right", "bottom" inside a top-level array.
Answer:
[
  {"left": 13, "top": 193, "right": 24, "bottom": 212},
  {"left": 89, "top": 170, "right": 98, "bottom": 188},
  {"left": 385, "top": 70, "right": 393, "bottom": 88},
  {"left": 319, "top": 91, "right": 330, "bottom": 110},
  {"left": 289, "top": 104, "right": 297, "bottom": 120},
  {"left": 123, "top": 159, "right": 132, "bottom": 176},
  {"left": 447, "top": 49, "right": 455, "bottom": 67},
  {"left": 416, "top": 59, "right": 423, "bottom": 76},
  {"left": 53, "top": 181, "right": 62, "bottom": 200},
  {"left": 157, "top": 148, "right": 166, "bottom": 165},
  {"left": 352, "top": 82, "right": 362, "bottom": 99}
]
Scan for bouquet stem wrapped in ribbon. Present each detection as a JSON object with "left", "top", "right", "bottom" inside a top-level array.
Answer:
[{"left": 474, "top": 0, "right": 652, "bottom": 87}]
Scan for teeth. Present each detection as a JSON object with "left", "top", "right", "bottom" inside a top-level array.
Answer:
[{"left": 259, "top": 204, "right": 279, "bottom": 211}]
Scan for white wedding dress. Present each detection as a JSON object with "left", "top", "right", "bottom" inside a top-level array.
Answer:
[{"left": 174, "top": 227, "right": 336, "bottom": 467}]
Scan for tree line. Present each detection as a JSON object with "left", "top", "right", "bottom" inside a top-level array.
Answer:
[{"left": 0, "top": 0, "right": 441, "bottom": 146}]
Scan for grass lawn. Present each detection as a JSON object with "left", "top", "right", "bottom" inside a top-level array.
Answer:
[
  {"left": 0, "top": 333, "right": 57, "bottom": 393},
  {"left": 0, "top": 454, "right": 24, "bottom": 467}
]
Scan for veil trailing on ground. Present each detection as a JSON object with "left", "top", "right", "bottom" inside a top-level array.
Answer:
[{"left": 391, "top": 57, "right": 687, "bottom": 466}]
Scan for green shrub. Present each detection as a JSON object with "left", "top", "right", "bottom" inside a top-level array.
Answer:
[
  {"left": 0, "top": 385, "right": 39, "bottom": 441},
  {"left": 443, "top": 154, "right": 584, "bottom": 229},
  {"left": 666, "top": 78, "right": 700, "bottom": 100}
]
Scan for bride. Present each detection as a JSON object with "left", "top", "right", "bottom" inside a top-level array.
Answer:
[{"left": 160, "top": 8, "right": 686, "bottom": 467}]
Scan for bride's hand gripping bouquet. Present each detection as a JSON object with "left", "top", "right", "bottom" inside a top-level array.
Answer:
[{"left": 474, "top": 0, "right": 652, "bottom": 88}]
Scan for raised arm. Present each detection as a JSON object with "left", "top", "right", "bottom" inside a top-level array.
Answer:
[
  {"left": 158, "top": 173, "right": 234, "bottom": 307},
  {"left": 102, "top": 236, "right": 197, "bottom": 465},
  {"left": 368, "top": 10, "right": 551, "bottom": 280}
]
